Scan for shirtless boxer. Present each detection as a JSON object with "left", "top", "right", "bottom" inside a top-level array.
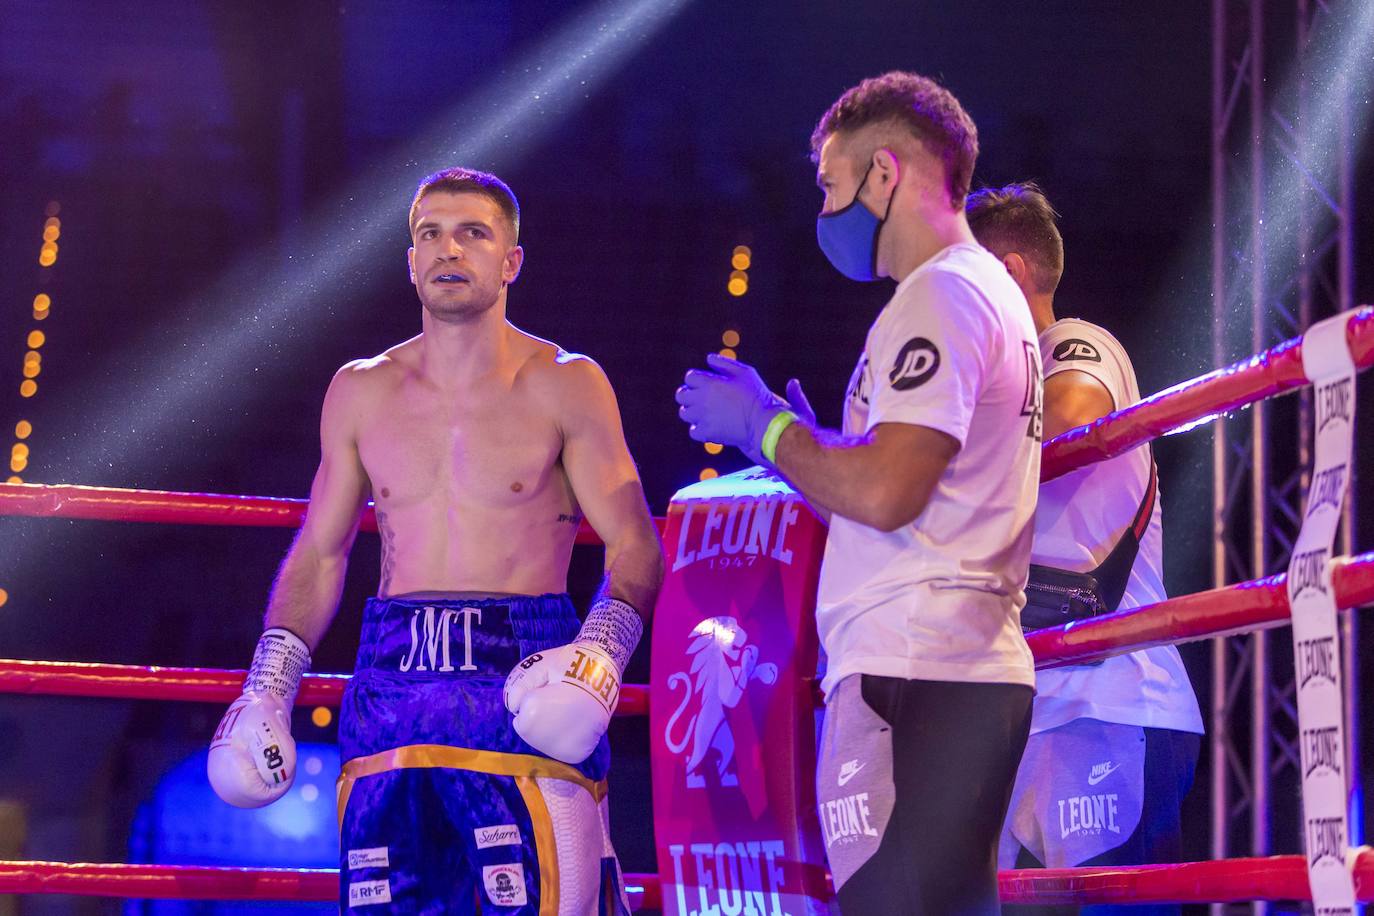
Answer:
[{"left": 205, "top": 167, "right": 663, "bottom": 914}]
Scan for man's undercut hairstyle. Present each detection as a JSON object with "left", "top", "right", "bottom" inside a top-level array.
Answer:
[
  {"left": 965, "top": 182, "right": 1064, "bottom": 295},
  {"left": 811, "top": 70, "right": 979, "bottom": 207},
  {"left": 409, "top": 167, "right": 521, "bottom": 242}
]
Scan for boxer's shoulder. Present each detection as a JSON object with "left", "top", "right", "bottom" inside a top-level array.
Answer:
[
  {"left": 512, "top": 330, "right": 615, "bottom": 411},
  {"left": 326, "top": 338, "right": 421, "bottom": 403}
]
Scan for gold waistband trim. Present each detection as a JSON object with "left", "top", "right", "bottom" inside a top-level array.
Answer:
[{"left": 336, "top": 743, "right": 608, "bottom": 827}]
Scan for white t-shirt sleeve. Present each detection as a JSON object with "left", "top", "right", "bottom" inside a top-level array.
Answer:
[
  {"left": 866, "top": 269, "right": 1000, "bottom": 446},
  {"left": 1040, "top": 320, "right": 1131, "bottom": 411}
]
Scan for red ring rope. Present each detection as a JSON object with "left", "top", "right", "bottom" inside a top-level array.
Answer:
[
  {"left": 1026, "top": 549, "right": 1374, "bottom": 667},
  {"left": 999, "top": 851, "right": 1374, "bottom": 905},
  {"left": 1041, "top": 305, "right": 1373, "bottom": 481},
  {"left": 0, "top": 482, "right": 655, "bottom": 545},
  {"left": 0, "top": 861, "right": 661, "bottom": 908},
  {"left": 3, "top": 551, "right": 1369, "bottom": 706},
  {"left": 0, "top": 309, "right": 1368, "bottom": 531},
  {"left": 4, "top": 855, "right": 1373, "bottom": 905},
  {"left": 0, "top": 659, "right": 649, "bottom": 714}
]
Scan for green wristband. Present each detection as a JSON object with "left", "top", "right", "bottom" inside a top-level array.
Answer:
[{"left": 760, "top": 410, "right": 799, "bottom": 464}]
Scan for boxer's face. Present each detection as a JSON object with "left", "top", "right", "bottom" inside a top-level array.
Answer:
[
  {"left": 815, "top": 133, "right": 871, "bottom": 217},
  {"left": 408, "top": 191, "right": 522, "bottom": 323}
]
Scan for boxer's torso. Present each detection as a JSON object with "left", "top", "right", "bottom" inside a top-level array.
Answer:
[{"left": 347, "top": 331, "right": 583, "bottom": 597}]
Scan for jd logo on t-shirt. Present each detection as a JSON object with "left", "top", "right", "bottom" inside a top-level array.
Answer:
[
  {"left": 889, "top": 338, "right": 941, "bottom": 390},
  {"left": 1052, "top": 339, "right": 1101, "bottom": 362}
]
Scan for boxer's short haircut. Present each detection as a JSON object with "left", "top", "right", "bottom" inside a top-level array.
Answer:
[
  {"left": 811, "top": 71, "right": 979, "bottom": 207},
  {"left": 409, "top": 167, "right": 521, "bottom": 242},
  {"left": 966, "top": 182, "right": 1064, "bottom": 295}
]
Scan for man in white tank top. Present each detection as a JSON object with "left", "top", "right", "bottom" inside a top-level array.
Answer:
[{"left": 968, "top": 184, "right": 1203, "bottom": 916}]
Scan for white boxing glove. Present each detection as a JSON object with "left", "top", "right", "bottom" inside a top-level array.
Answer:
[
  {"left": 504, "top": 597, "right": 644, "bottom": 764},
  {"left": 207, "top": 627, "right": 311, "bottom": 808}
]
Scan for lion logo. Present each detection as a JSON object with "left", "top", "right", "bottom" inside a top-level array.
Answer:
[{"left": 662, "top": 616, "right": 777, "bottom": 789}]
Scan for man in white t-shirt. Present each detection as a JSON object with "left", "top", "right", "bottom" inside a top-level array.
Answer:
[
  {"left": 676, "top": 71, "right": 1042, "bottom": 915},
  {"left": 968, "top": 183, "right": 1203, "bottom": 915}
]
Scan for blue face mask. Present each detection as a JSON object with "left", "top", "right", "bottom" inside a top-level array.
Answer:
[{"left": 816, "top": 162, "right": 895, "bottom": 282}]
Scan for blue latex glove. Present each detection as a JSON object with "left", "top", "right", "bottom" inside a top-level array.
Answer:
[
  {"left": 676, "top": 354, "right": 789, "bottom": 464},
  {"left": 785, "top": 378, "right": 817, "bottom": 427}
]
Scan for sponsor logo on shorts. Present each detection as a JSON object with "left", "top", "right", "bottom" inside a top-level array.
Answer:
[
  {"left": 889, "top": 337, "right": 941, "bottom": 390},
  {"left": 1086, "top": 761, "right": 1119, "bottom": 786},
  {"left": 483, "top": 863, "right": 528, "bottom": 907},
  {"left": 1058, "top": 794, "right": 1121, "bottom": 839},
  {"left": 819, "top": 791, "right": 880, "bottom": 848},
  {"left": 346, "top": 847, "right": 390, "bottom": 870},
  {"left": 348, "top": 879, "right": 392, "bottom": 906},
  {"left": 837, "top": 759, "right": 865, "bottom": 787},
  {"left": 1052, "top": 338, "right": 1102, "bottom": 362},
  {"left": 475, "top": 824, "right": 521, "bottom": 849},
  {"left": 397, "top": 605, "right": 483, "bottom": 673}
]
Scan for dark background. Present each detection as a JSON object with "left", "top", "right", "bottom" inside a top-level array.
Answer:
[{"left": 1, "top": 1, "right": 1371, "bottom": 913}]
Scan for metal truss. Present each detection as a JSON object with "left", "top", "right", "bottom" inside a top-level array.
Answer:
[{"left": 1210, "top": 1, "right": 1358, "bottom": 914}]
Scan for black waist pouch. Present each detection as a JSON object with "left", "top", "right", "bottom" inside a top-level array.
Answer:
[
  {"left": 1022, "top": 564, "right": 1109, "bottom": 631},
  {"left": 1022, "top": 459, "right": 1157, "bottom": 633}
]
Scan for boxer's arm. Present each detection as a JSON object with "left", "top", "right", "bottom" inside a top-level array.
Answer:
[
  {"left": 558, "top": 356, "right": 663, "bottom": 620},
  {"left": 772, "top": 420, "right": 958, "bottom": 533},
  {"left": 1043, "top": 370, "right": 1115, "bottom": 439},
  {"left": 263, "top": 364, "right": 371, "bottom": 648}
]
